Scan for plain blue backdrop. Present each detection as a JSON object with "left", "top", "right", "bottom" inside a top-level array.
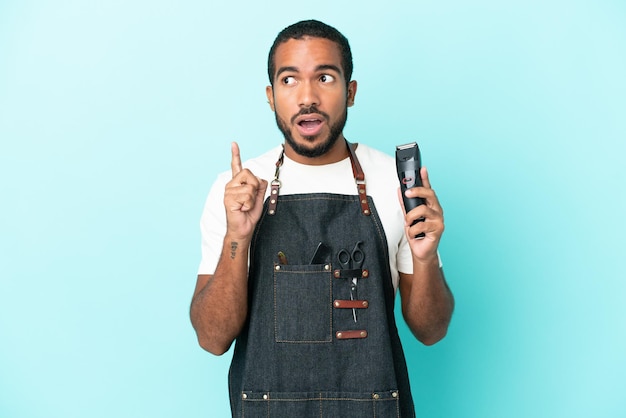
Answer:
[{"left": 1, "top": 1, "right": 624, "bottom": 417}]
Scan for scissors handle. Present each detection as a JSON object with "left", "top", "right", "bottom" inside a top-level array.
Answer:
[
  {"left": 351, "top": 241, "right": 365, "bottom": 268},
  {"left": 337, "top": 248, "right": 352, "bottom": 269}
]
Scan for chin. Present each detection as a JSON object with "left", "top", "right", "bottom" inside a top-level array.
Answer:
[{"left": 285, "top": 131, "right": 338, "bottom": 158}]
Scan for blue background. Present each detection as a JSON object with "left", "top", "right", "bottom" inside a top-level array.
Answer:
[{"left": 1, "top": 1, "right": 624, "bottom": 417}]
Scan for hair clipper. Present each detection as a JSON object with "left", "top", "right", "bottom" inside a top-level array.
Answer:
[{"left": 396, "top": 142, "right": 426, "bottom": 236}]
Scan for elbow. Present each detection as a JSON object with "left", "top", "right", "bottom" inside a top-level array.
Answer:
[
  {"left": 407, "top": 311, "right": 453, "bottom": 346},
  {"left": 197, "top": 334, "right": 233, "bottom": 356},
  {"left": 417, "top": 327, "right": 449, "bottom": 346},
  {"left": 408, "top": 298, "right": 455, "bottom": 346},
  {"left": 191, "top": 317, "right": 234, "bottom": 356}
]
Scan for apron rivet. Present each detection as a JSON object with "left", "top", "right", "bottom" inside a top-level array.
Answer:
[
  {"left": 372, "top": 393, "right": 380, "bottom": 400},
  {"left": 324, "top": 264, "right": 330, "bottom": 270},
  {"left": 360, "top": 331, "right": 367, "bottom": 337},
  {"left": 242, "top": 393, "right": 247, "bottom": 400},
  {"left": 362, "top": 270, "right": 369, "bottom": 277},
  {"left": 362, "top": 301, "right": 368, "bottom": 307},
  {"left": 263, "top": 394, "right": 268, "bottom": 400},
  {"left": 364, "top": 210, "right": 370, "bottom": 215},
  {"left": 336, "top": 332, "right": 343, "bottom": 339},
  {"left": 269, "top": 210, "right": 275, "bottom": 215},
  {"left": 334, "top": 270, "right": 340, "bottom": 278},
  {"left": 275, "top": 265, "right": 280, "bottom": 271},
  {"left": 334, "top": 301, "right": 340, "bottom": 307},
  {"left": 392, "top": 391, "right": 398, "bottom": 398}
]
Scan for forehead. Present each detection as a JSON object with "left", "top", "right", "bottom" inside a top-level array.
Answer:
[{"left": 272, "top": 37, "right": 344, "bottom": 76}]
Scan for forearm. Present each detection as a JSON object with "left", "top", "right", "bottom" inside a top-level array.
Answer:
[
  {"left": 400, "top": 256, "right": 454, "bottom": 345},
  {"left": 190, "top": 234, "right": 250, "bottom": 355}
]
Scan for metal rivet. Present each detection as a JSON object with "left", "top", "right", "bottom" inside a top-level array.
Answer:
[
  {"left": 364, "top": 210, "right": 370, "bottom": 215},
  {"left": 372, "top": 393, "right": 380, "bottom": 400},
  {"left": 362, "top": 301, "right": 368, "bottom": 308},
  {"left": 336, "top": 332, "right": 343, "bottom": 339},
  {"left": 362, "top": 270, "right": 369, "bottom": 278},
  {"left": 263, "top": 394, "right": 268, "bottom": 400},
  {"left": 270, "top": 199, "right": 276, "bottom": 204},
  {"left": 334, "top": 301, "right": 340, "bottom": 307},
  {"left": 360, "top": 331, "right": 367, "bottom": 337},
  {"left": 269, "top": 210, "right": 275, "bottom": 215},
  {"left": 275, "top": 265, "right": 280, "bottom": 271},
  {"left": 392, "top": 391, "right": 398, "bottom": 398},
  {"left": 334, "top": 270, "right": 340, "bottom": 278},
  {"left": 361, "top": 199, "right": 367, "bottom": 204},
  {"left": 271, "top": 189, "right": 277, "bottom": 195},
  {"left": 324, "top": 264, "right": 330, "bottom": 270},
  {"left": 242, "top": 393, "right": 248, "bottom": 399}
]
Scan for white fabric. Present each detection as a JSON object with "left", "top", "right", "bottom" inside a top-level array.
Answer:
[{"left": 197, "top": 143, "right": 423, "bottom": 290}]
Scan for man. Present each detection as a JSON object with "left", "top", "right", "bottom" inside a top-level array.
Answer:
[{"left": 190, "top": 19, "right": 454, "bottom": 417}]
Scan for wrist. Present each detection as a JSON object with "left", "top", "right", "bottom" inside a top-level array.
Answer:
[{"left": 412, "top": 252, "right": 440, "bottom": 269}]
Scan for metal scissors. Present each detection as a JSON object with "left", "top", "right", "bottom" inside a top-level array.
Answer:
[{"left": 337, "top": 241, "right": 365, "bottom": 322}]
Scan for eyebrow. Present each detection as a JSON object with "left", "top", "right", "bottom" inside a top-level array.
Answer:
[{"left": 274, "top": 64, "right": 343, "bottom": 80}]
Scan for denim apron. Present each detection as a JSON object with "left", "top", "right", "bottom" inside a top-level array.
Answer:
[{"left": 228, "top": 143, "right": 415, "bottom": 417}]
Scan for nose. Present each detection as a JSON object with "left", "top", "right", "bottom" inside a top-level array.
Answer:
[{"left": 298, "top": 80, "right": 320, "bottom": 108}]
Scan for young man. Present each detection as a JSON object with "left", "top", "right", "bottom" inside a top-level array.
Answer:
[{"left": 191, "top": 20, "right": 454, "bottom": 417}]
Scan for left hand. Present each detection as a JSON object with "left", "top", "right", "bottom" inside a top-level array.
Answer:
[{"left": 397, "top": 166, "right": 444, "bottom": 263}]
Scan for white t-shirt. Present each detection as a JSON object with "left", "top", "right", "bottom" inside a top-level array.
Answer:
[{"left": 197, "top": 143, "right": 417, "bottom": 290}]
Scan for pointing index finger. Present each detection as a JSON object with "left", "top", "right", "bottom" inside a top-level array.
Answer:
[{"left": 231, "top": 141, "right": 242, "bottom": 177}]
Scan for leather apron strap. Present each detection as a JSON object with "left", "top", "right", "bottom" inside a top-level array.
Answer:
[{"left": 267, "top": 140, "right": 371, "bottom": 216}]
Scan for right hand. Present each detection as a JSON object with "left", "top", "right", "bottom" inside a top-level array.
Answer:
[{"left": 224, "top": 142, "right": 268, "bottom": 240}]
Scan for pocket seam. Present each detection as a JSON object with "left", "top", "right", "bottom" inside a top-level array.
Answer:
[{"left": 274, "top": 266, "right": 333, "bottom": 343}]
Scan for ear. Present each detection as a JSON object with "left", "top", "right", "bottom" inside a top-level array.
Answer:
[
  {"left": 347, "top": 80, "right": 358, "bottom": 107},
  {"left": 265, "top": 85, "right": 275, "bottom": 112}
]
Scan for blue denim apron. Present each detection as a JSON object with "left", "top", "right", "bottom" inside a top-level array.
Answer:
[{"left": 228, "top": 143, "right": 415, "bottom": 417}]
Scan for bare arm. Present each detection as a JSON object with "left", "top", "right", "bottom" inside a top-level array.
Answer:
[
  {"left": 190, "top": 142, "right": 268, "bottom": 355},
  {"left": 397, "top": 167, "right": 454, "bottom": 345},
  {"left": 399, "top": 265, "right": 454, "bottom": 346}
]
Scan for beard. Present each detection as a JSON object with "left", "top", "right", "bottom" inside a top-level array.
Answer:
[{"left": 274, "top": 104, "right": 348, "bottom": 158}]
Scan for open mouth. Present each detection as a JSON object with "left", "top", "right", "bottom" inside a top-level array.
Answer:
[
  {"left": 299, "top": 118, "right": 322, "bottom": 129},
  {"left": 295, "top": 115, "right": 325, "bottom": 136}
]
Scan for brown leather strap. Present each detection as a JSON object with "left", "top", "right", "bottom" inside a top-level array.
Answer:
[
  {"left": 268, "top": 182, "right": 279, "bottom": 215},
  {"left": 346, "top": 141, "right": 371, "bottom": 216},
  {"left": 333, "top": 268, "right": 369, "bottom": 279},
  {"left": 269, "top": 141, "right": 370, "bottom": 216},
  {"left": 336, "top": 330, "right": 368, "bottom": 339},
  {"left": 333, "top": 300, "right": 369, "bottom": 309}
]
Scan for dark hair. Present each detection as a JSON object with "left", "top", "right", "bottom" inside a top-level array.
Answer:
[{"left": 267, "top": 20, "right": 353, "bottom": 86}]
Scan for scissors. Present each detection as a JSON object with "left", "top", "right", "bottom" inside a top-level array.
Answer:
[{"left": 337, "top": 241, "right": 365, "bottom": 322}]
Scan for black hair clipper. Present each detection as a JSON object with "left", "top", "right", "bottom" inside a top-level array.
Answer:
[{"left": 396, "top": 142, "right": 425, "bottom": 236}]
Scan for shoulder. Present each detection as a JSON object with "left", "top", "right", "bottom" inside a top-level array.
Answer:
[
  {"left": 354, "top": 143, "right": 395, "bottom": 165},
  {"left": 242, "top": 145, "right": 284, "bottom": 173},
  {"left": 354, "top": 143, "right": 396, "bottom": 184},
  {"left": 353, "top": 142, "right": 402, "bottom": 216}
]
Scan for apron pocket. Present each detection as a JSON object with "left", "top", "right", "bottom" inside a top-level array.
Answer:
[
  {"left": 241, "top": 390, "right": 400, "bottom": 418},
  {"left": 274, "top": 263, "right": 333, "bottom": 343}
]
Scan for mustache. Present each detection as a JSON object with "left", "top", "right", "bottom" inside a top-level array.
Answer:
[{"left": 291, "top": 106, "right": 330, "bottom": 124}]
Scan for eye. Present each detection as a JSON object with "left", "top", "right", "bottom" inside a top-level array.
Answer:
[
  {"left": 282, "top": 76, "right": 296, "bottom": 85},
  {"left": 319, "top": 74, "right": 335, "bottom": 83}
]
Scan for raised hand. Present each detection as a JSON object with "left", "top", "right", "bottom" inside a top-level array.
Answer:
[
  {"left": 224, "top": 142, "right": 268, "bottom": 240},
  {"left": 398, "top": 166, "right": 444, "bottom": 262}
]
